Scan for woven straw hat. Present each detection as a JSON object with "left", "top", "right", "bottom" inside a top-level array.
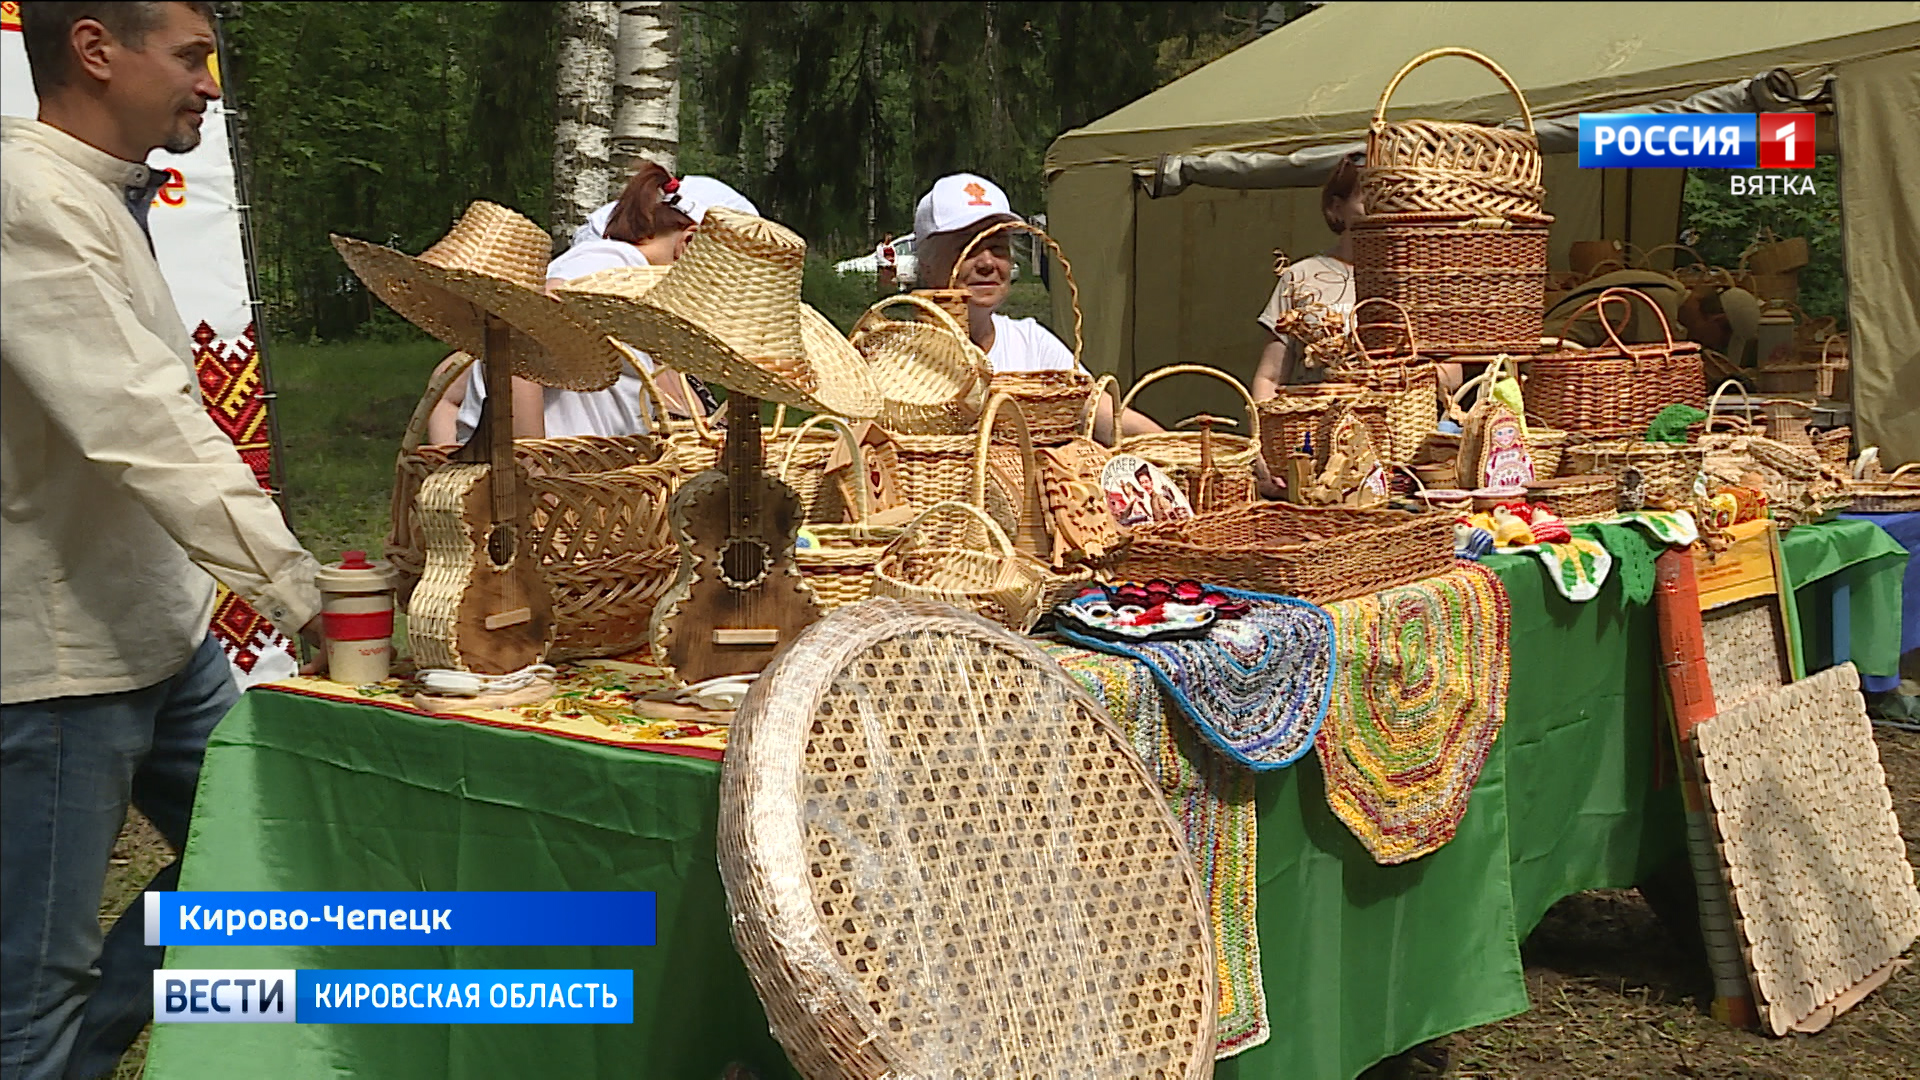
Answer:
[
  {"left": 332, "top": 202, "right": 623, "bottom": 391},
  {"left": 555, "top": 208, "right": 880, "bottom": 418}
]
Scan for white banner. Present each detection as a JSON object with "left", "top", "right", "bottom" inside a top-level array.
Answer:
[{"left": 3, "top": 7, "right": 297, "bottom": 686}]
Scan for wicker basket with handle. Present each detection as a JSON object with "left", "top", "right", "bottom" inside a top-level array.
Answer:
[
  {"left": 1524, "top": 287, "right": 1707, "bottom": 436},
  {"left": 889, "top": 391, "right": 1048, "bottom": 558},
  {"left": 848, "top": 293, "right": 991, "bottom": 435},
  {"left": 1564, "top": 439, "right": 1706, "bottom": 509},
  {"left": 1333, "top": 299, "right": 1442, "bottom": 467},
  {"left": 1814, "top": 426, "right": 1851, "bottom": 469},
  {"left": 948, "top": 220, "right": 1097, "bottom": 443},
  {"left": 1121, "top": 502, "right": 1454, "bottom": 604},
  {"left": 872, "top": 500, "right": 1087, "bottom": 633},
  {"left": 775, "top": 414, "right": 902, "bottom": 609},
  {"left": 1256, "top": 383, "right": 1367, "bottom": 475},
  {"left": 1363, "top": 48, "right": 1543, "bottom": 219},
  {"left": 1523, "top": 474, "right": 1619, "bottom": 523},
  {"left": 1851, "top": 464, "right": 1920, "bottom": 513},
  {"left": 1114, "top": 363, "right": 1263, "bottom": 509}
]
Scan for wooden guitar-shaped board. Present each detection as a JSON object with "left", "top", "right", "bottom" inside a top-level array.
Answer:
[
  {"left": 653, "top": 392, "right": 822, "bottom": 684},
  {"left": 408, "top": 315, "right": 554, "bottom": 673}
]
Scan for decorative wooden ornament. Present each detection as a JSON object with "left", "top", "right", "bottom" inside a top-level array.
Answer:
[
  {"left": 1693, "top": 663, "right": 1920, "bottom": 1036},
  {"left": 822, "top": 421, "right": 905, "bottom": 523},
  {"left": 1307, "top": 404, "right": 1389, "bottom": 508}
]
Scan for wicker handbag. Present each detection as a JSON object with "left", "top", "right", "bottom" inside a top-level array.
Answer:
[
  {"left": 872, "top": 501, "right": 1088, "bottom": 633},
  {"left": 1363, "top": 48, "right": 1544, "bottom": 219},
  {"left": 1114, "top": 364, "right": 1263, "bottom": 510},
  {"left": 849, "top": 293, "right": 991, "bottom": 435},
  {"left": 1525, "top": 287, "right": 1707, "bottom": 436}
]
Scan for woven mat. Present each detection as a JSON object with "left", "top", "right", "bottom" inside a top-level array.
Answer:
[
  {"left": 1053, "top": 587, "right": 1334, "bottom": 770},
  {"left": 261, "top": 657, "right": 728, "bottom": 762},
  {"left": 1048, "top": 644, "right": 1268, "bottom": 1059},
  {"left": 1317, "top": 563, "right": 1512, "bottom": 865}
]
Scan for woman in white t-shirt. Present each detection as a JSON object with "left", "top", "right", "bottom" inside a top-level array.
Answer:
[
  {"left": 423, "top": 167, "right": 753, "bottom": 444},
  {"left": 911, "top": 173, "right": 1162, "bottom": 443}
]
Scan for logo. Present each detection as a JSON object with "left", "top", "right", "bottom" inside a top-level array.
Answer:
[
  {"left": 1580, "top": 114, "right": 1756, "bottom": 169},
  {"left": 155, "top": 970, "right": 295, "bottom": 1024},
  {"left": 1758, "top": 113, "right": 1815, "bottom": 169},
  {"left": 962, "top": 181, "right": 992, "bottom": 207}
]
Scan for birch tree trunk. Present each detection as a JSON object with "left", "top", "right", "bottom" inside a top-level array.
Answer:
[
  {"left": 611, "top": 2, "right": 679, "bottom": 179},
  {"left": 551, "top": 1, "right": 619, "bottom": 249}
]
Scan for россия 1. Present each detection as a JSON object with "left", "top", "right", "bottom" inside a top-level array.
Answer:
[
  {"left": 144, "top": 892, "right": 655, "bottom": 947},
  {"left": 1579, "top": 113, "right": 1758, "bottom": 169}
]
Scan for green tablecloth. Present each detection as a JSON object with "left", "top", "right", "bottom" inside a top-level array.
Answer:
[
  {"left": 144, "top": 520, "right": 1902, "bottom": 1080},
  {"left": 1780, "top": 516, "right": 1910, "bottom": 679}
]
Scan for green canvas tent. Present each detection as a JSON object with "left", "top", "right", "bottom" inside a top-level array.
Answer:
[{"left": 1044, "top": 1, "right": 1920, "bottom": 463}]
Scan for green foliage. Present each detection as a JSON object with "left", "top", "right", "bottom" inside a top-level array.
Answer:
[
  {"left": 226, "top": 2, "right": 556, "bottom": 340},
  {"left": 1681, "top": 157, "right": 1845, "bottom": 325}
]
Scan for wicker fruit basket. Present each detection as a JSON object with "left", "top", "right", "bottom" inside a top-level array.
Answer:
[
  {"left": 1524, "top": 288, "right": 1706, "bottom": 436},
  {"left": 1121, "top": 503, "right": 1454, "bottom": 604},
  {"left": 1363, "top": 48, "right": 1544, "bottom": 219},
  {"left": 1851, "top": 464, "right": 1920, "bottom": 513},
  {"left": 1351, "top": 210, "right": 1551, "bottom": 355}
]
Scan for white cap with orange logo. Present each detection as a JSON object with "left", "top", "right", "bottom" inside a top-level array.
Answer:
[{"left": 913, "top": 173, "right": 1018, "bottom": 240}]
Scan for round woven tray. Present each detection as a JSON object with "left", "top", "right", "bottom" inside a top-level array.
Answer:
[{"left": 718, "top": 598, "right": 1217, "bottom": 1080}]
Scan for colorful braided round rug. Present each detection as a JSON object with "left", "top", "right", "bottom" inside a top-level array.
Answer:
[{"left": 1315, "top": 562, "right": 1511, "bottom": 864}]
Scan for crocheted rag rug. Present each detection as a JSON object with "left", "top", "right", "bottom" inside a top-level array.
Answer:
[
  {"left": 1316, "top": 562, "right": 1512, "bottom": 864},
  {"left": 1049, "top": 645, "right": 1268, "bottom": 1059},
  {"left": 1053, "top": 586, "right": 1335, "bottom": 770}
]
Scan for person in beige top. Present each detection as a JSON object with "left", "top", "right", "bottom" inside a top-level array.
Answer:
[{"left": 1, "top": 6, "right": 326, "bottom": 1077}]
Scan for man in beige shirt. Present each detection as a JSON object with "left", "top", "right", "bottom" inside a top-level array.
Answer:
[{"left": 2, "top": 6, "right": 326, "bottom": 1077}]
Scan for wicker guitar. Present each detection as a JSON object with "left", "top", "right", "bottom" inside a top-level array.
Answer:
[
  {"left": 408, "top": 315, "right": 555, "bottom": 672},
  {"left": 653, "top": 392, "right": 822, "bottom": 683}
]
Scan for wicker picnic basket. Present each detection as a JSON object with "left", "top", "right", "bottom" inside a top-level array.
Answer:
[
  {"left": 1350, "top": 210, "right": 1552, "bottom": 355},
  {"left": 1121, "top": 503, "right": 1454, "bottom": 604},
  {"left": 1363, "top": 48, "right": 1544, "bottom": 219},
  {"left": 873, "top": 501, "right": 1088, "bottom": 632},
  {"left": 1115, "top": 363, "right": 1263, "bottom": 509},
  {"left": 848, "top": 293, "right": 990, "bottom": 435},
  {"left": 1524, "top": 288, "right": 1706, "bottom": 436},
  {"left": 717, "top": 598, "right": 1217, "bottom": 1080},
  {"left": 1851, "top": 464, "right": 1920, "bottom": 513},
  {"left": 1523, "top": 474, "right": 1619, "bottom": 523}
]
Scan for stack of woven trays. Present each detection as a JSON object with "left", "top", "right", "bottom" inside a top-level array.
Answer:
[{"left": 1353, "top": 48, "right": 1551, "bottom": 357}]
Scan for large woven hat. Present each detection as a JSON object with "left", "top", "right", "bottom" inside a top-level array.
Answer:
[
  {"left": 332, "top": 202, "right": 623, "bottom": 391},
  {"left": 555, "top": 208, "right": 881, "bottom": 418}
]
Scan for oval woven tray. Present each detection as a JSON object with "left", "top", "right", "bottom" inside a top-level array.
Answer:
[{"left": 718, "top": 598, "right": 1217, "bottom": 1080}]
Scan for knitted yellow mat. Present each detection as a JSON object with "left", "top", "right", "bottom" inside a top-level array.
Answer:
[
  {"left": 1048, "top": 644, "right": 1268, "bottom": 1060},
  {"left": 1315, "top": 562, "right": 1512, "bottom": 865},
  {"left": 261, "top": 657, "right": 728, "bottom": 761}
]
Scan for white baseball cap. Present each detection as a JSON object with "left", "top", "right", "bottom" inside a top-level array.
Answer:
[
  {"left": 571, "top": 176, "right": 760, "bottom": 248},
  {"left": 914, "top": 173, "right": 1017, "bottom": 240}
]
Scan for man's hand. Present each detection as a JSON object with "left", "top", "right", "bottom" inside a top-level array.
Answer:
[{"left": 298, "top": 615, "right": 330, "bottom": 676}]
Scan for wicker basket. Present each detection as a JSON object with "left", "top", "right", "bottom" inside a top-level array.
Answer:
[
  {"left": 1524, "top": 288, "right": 1706, "bottom": 436},
  {"left": 1351, "top": 210, "right": 1551, "bottom": 355},
  {"left": 849, "top": 293, "right": 990, "bottom": 435},
  {"left": 1851, "top": 464, "right": 1920, "bottom": 513},
  {"left": 1121, "top": 503, "right": 1454, "bottom": 604},
  {"left": 873, "top": 501, "right": 1087, "bottom": 633},
  {"left": 1524, "top": 474, "right": 1619, "bottom": 523},
  {"left": 1743, "top": 231, "right": 1810, "bottom": 276},
  {"left": 773, "top": 415, "right": 903, "bottom": 609},
  {"left": 1256, "top": 383, "right": 1367, "bottom": 474},
  {"left": 1565, "top": 439, "right": 1707, "bottom": 508},
  {"left": 1363, "top": 48, "right": 1543, "bottom": 219},
  {"left": 988, "top": 369, "right": 1100, "bottom": 443},
  {"left": 1754, "top": 335, "right": 1847, "bottom": 399},
  {"left": 890, "top": 392, "right": 1047, "bottom": 558},
  {"left": 1115, "top": 364, "right": 1262, "bottom": 509},
  {"left": 1333, "top": 299, "right": 1441, "bottom": 467}
]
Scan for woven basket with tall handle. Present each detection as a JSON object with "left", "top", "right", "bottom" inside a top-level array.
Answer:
[
  {"left": 946, "top": 219, "right": 1097, "bottom": 443},
  {"left": 1332, "top": 298, "right": 1442, "bottom": 467},
  {"left": 848, "top": 293, "right": 991, "bottom": 435},
  {"left": 1114, "top": 363, "right": 1263, "bottom": 510},
  {"left": 890, "top": 391, "right": 1046, "bottom": 554},
  {"left": 1851, "top": 464, "right": 1920, "bottom": 513},
  {"left": 775, "top": 415, "right": 902, "bottom": 609},
  {"left": 1525, "top": 287, "right": 1707, "bottom": 436},
  {"left": 1363, "top": 48, "right": 1543, "bottom": 219}
]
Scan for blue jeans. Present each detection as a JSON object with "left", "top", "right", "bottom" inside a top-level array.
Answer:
[{"left": 1, "top": 636, "right": 237, "bottom": 1080}]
